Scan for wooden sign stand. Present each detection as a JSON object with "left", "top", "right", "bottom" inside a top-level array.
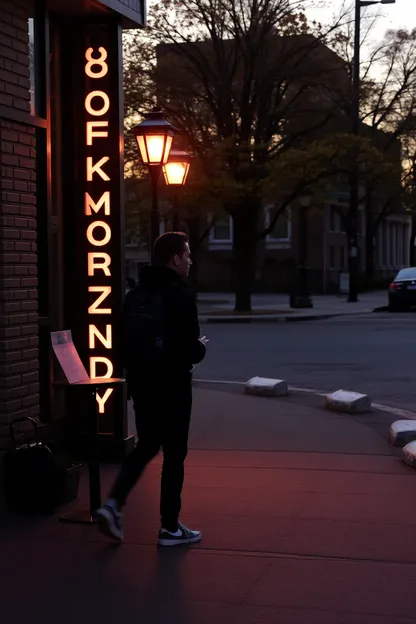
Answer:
[{"left": 51, "top": 331, "right": 126, "bottom": 524}]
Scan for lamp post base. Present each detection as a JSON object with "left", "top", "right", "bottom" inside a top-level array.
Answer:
[{"left": 290, "top": 294, "right": 314, "bottom": 309}]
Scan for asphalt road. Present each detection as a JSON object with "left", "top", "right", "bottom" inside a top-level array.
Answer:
[{"left": 198, "top": 312, "right": 416, "bottom": 412}]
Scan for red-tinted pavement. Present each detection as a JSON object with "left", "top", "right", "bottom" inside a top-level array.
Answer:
[{"left": 2, "top": 387, "right": 416, "bottom": 624}]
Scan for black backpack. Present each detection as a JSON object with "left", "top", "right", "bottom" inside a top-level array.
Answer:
[
  {"left": 3, "top": 417, "right": 82, "bottom": 513},
  {"left": 122, "top": 286, "right": 167, "bottom": 372}
]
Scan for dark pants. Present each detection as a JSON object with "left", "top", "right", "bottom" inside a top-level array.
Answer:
[{"left": 110, "top": 373, "right": 192, "bottom": 532}]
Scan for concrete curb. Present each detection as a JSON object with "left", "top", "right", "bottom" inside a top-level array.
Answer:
[
  {"left": 389, "top": 420, "right": 416, "bottom": 447},
  {"left": 245, "top": 376, "right": 288, "bottom": 397},
  {"left": 402, "top": 441, "right": 416, "bottom": 467},
  {"left": 193, "top": 378, "right": 416, "bottom": 421},
  {"left": 199, "top": 311, "right": 375, "bottom": 324},
  {"left": 325, "top": 389, "right": 372, "bottom": 414}
]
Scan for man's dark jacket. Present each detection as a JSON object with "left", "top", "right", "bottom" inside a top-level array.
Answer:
[{"left": 122, "top": 265, "right": 206, "bottom": 379}]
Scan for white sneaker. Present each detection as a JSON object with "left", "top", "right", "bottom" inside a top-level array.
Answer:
[
  {"left": 95, "top": 503, "right": 124, "bottom": 541},
  {"left": 157, "top": 522, "right": 201, "bottom": 547}
]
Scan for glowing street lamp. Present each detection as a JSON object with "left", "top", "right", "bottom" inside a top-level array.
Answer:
[
  {"left": 132, "top": 109, "right": 177, "bottom": 259},
  {"left": 163, "top": 149, "right": 192, "bottom": 186},
  {"left": 132, "top": 108, "right": 176, "bottom": 166},
  {"left": 163, "top": 149, "right": 192, "bottom": 230}
]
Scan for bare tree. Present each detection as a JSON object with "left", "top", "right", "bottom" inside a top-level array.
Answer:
[
  {"left": 123, "top": 0, "right": 352, "bottom": 310},
  {"left": 327, "top": 21, "right": 416, "bottom": 283}
]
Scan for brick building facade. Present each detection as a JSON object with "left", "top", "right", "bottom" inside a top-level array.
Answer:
[
  {"left": 0, "top": 1, "right": 38, "bottom": 445},
  {"left": 0, "top": 0, "right": 144, "bottom": 454}
]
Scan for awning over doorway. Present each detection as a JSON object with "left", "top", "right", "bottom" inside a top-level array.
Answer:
[{"left": 45, "top": 0, "right": 145, "bottom": 27}]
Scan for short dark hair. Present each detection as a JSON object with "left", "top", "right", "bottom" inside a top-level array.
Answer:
[{"left": 153, "top": 231, "right": 189, "bottom": 266}]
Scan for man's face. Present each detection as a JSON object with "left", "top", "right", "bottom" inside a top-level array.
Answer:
[{"left": 173, "top": 242, "right": 192, "bottom": 277}]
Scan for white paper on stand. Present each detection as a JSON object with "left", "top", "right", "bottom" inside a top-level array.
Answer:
[{"left": 51, "top": 330, "right": 89, "bottom": 384}]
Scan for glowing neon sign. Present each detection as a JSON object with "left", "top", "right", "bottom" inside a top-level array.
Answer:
[{"left": 84, "top": 46, "right": 114, "bottom": 413}]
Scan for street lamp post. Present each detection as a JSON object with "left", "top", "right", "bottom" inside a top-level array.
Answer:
[
  {"left": 162, "top": 149, "right": 192, "bottom": 231},
  {"left": 132, "top": 109, "right": 177, "bottom": 261},
  {"left": 291, "top": 191, "right": 313, "bottom": 309},
  {"left": 349, "top": 0, "right": 396, "bottom": 301}
]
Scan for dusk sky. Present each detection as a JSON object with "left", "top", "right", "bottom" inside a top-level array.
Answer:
[
  {"left": 306, "top": 0, "right": 415, "bottom": 41},
  {"left": 145, "top": 0, "right": 415, "bottom": 46}
]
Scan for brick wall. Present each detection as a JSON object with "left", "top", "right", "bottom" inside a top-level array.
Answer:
[
  {"left": 0, "top": 1, "right": 31, "bottom": 113},
  {"left": 0, "top": 0, "right": 39, "bottom": 446}
]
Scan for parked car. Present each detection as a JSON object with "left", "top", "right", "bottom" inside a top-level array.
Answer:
[{"left": 388, "top": 267, "right": 416, "bottom": 311}]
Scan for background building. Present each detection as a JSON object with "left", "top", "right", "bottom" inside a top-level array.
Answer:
[
  {"left": 123, "top": 34, "right": 409, "bottom": 295},
  {"left": 195, "top": 198, "right": 410, "bottom": 294},
  {"left": 124, "top": 194, "right": 411, "bottom": 295}
]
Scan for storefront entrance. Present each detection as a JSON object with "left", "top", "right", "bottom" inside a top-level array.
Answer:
[{"left": 0, "top": 0, "right": 144, "bottom": 453}]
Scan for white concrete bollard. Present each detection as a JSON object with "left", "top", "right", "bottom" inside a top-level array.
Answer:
[
  {"left": 403, "top": 441, "right": 416, "bottom": 467},
  {"left": 325, "top": 389, "right": 371, "bottom": 414},
  {"left": 245, "top": 376, "right": 288, "bottom": 397},
  {"left": 389, "top": 420, "right": 416, "bottom": 447}
]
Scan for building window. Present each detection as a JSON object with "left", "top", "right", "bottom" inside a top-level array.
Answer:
[
  {"left": 389, "top": 222, "right": 395, "bottom": 266},
  {"left": 210, "top": 215, "right": 233, "bottom": 243},
  {"left": 27, "top": 1, "right": 49, "bottom": 120},
  {"left": 329, "top": 205, "right": 340, "bottom": 232},
  {"left": 125, "top": 232, "right": 138, "bottom": 246},
  {"left": 396, "top": 222, "right": 402, "bottom": 266},
  {"left": 377, "top": 225, "right": 383, "bottom": 268},
  {"left": 265, "top": 205, "right": 291, "bottom": 242},
  {"left": 382, "top": 222, "right": 388, "bottom": 267},
  {"left": 329, "top": 246, "right": 337, "bottom": 269},
  {"left": 340, "top": 246, "right": 347, "bottom": 269},
  {"left": 329, "top": 205, "right": 336, "bottom": 231},
  {"left": 28, "top": 18, "right": 36, "bottom": 115},
  {"left": 329, "top": 204, "right": 347, "bottom": 233},
  {"left": 402, "top": 224, "right": 409, "bottom": 266},
  {"left": 159, "top": 217, "right": 170, "bottom": 235}
]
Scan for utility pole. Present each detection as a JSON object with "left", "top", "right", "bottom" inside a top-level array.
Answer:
[
  {"left": 348, "top": 0, "right": 362, "bottom": 302},
  {"left": 349, "top": 0, "right": 396, "bottom": 302}
]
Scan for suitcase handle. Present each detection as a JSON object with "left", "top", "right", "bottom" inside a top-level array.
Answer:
[{"left": 10, "top": 416, "right": 39, "bottom": 447}]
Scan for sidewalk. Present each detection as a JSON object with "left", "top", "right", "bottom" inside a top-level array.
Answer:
[
  {"left": 2, "top": 387, "right": 416, "bottom": 624},
  {"left": 198, "top": 291, "right": 388, "bottom": 322}
]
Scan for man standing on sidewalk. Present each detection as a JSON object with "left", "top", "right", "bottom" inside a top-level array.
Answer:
[{"left": 96, "top": 232, "right": 207, "bottom": 546}]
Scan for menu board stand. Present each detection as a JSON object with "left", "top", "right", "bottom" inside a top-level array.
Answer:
[{"left": 51, "top": 331, "right": 126, "bottom": 524}]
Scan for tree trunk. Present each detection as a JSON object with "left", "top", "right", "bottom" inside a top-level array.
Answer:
[
  {"left": 187, "top": 214, "right": 201, "bottom": 296},
  {"left": 232, "top": 204, "right": 259, "bottom": 312}
]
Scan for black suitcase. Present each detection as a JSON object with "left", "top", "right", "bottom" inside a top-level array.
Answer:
[{"left": 3, "top": 416, "right": 81, "bottom": 513}]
